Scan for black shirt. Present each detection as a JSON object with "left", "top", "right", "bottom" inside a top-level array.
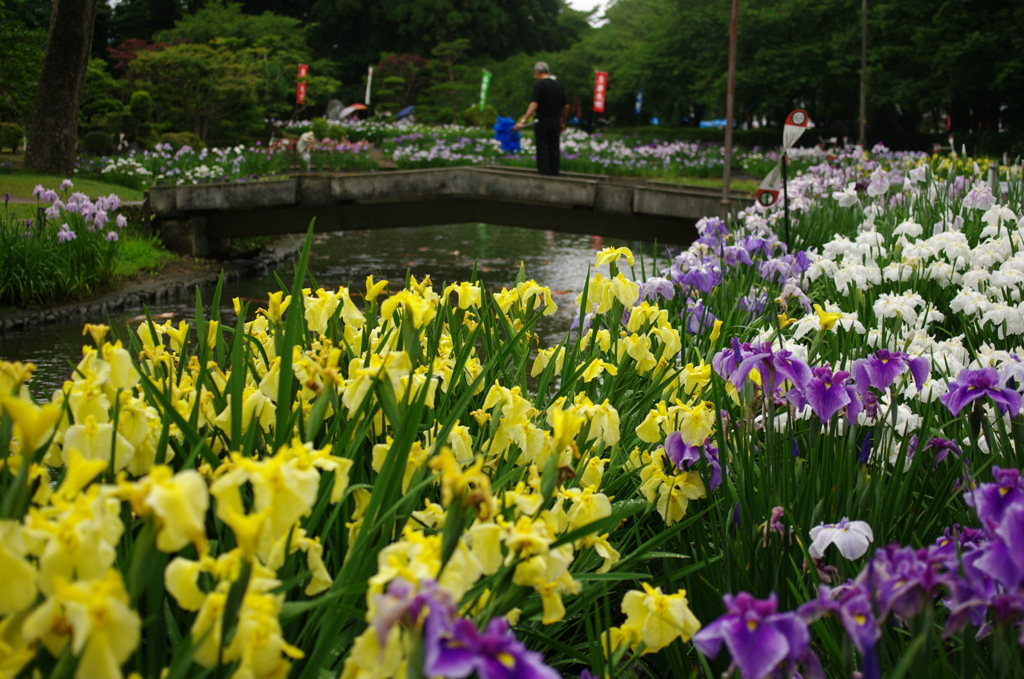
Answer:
[{"left": 531, "top": 78, "right": 566, "bottom": 118}]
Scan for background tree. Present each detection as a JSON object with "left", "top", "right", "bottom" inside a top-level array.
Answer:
[
  {"left": 0, "top": 0, "right": 49, "bottom": 126},
  {"left": 128, "top": 42, "right": 263, "bottom": 142},
  {"left": 79, "top": 57, "right": 126, "bottom": 132},
  {"left": 374, "top": 53, "right": 431, "bottom": 111},
  {"left": 155, "top": 0, "right": 340, "bottom": 120},
  {"left": 420, "top": 39, "right": 475, "bottom": 124},
  {"left": 306, "top": 0, "right": 585, "bottom": 106},
  {"left": 25, "top": 0, "right": 99, "bottom": 176},
  {"left": 106, "top": 0, "right": 202, "bottom": 44}
]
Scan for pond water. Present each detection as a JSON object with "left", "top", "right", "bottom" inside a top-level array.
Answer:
[{"left": 1, "top": 223, "right": 680, "bottom": 399}]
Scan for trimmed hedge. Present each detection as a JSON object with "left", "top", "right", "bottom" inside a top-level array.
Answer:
[
  {"left": 158, "top": 132, "right": 206, "bottom": 151},
  {"left": 82, "top": 130, "right": 113, "bottom": 155},
  {"left": 462, "top": 105, "right": 499, "bottom": 128}
]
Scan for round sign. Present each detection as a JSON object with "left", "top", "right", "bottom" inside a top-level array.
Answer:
[
  {"left": 757, "top": 190, "right": 777, "bottom": 207},
  {"left": 791, "top": 110, "right": 806, "bottom": 126}
]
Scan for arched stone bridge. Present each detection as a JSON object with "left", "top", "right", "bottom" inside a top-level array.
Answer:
[{"left": 147, "top": 166, "right": 753, "bottom": 256}]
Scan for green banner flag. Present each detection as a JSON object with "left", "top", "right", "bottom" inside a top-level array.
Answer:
[{"left": 479, "top": 69, "right": 492, "bottom": 111}]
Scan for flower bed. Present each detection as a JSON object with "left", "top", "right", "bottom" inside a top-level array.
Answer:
[
  {"left": 0, "top": 181, "right": 130, "bottom": 305},
  {"left": 2, "top": 150, "right": 1024, "bottom": 679},
  {"left": 76, "top": 139, "right": 377, "bottom": 191}
]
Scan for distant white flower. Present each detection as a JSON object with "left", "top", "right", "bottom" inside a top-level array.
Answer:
[
  {"left": 963, "top": 186, "right": 996, "bottom": 211},
  {"left": 866, "top": 167, "right": 889, "bottom": 197},
  {"left": 892, "top": 219, "right": 923, "bottom": 238},
  {"left": 809, "top": 518, "right": 874, "bottom": 560},
  {"left": 832, "top": 182, "right": 860, "bottom": 208},
  {"left": 982, "top": 204, "right": 1017, "bottom": 230},
  {"left": 909, "top": 165, "right": 927, "bottom": 183}
]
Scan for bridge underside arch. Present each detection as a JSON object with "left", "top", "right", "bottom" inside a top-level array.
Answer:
[{"left": 150, "top": 167, "right": 750, "bottom": 256}]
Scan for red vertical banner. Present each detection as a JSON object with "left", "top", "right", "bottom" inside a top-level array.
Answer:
[
  {"left": 593, "top": 71, "right": 608, "bottom": 113},
  {"left": 296, "top": 64, "right": 308, "bottom": 104}
]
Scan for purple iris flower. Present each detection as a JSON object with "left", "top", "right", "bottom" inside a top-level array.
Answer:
[
  {"left": 940, "top": 367, "right": 1023, "bottom": 417},
  {"left": 852, "top": 350, "right": 930, "bottom": 395},
  {"left": 713, "top": 339, "right": 770, "bottom": 390},
  {"left": 835, "top": 584, "right": 882, "bottom": 656},
  {"left": 971, "top": 502, "right": 1024, "bottom": 591},
  {"left": 683, "top": 299, "right": 719, "bottom": 335},
  {"left": 773, "top": 348, "right": 812, "bottom": 391},
  {"left": 925, "top": 437, "right": 963, "bottom": 466},
  {"left": 867, "top": 545, "right": 947, "bottom": 621},
  {"left": 665, "top": 434, "right": 722, "bottom": 491},
  {"left": 569, "top": 311, "right": 596, "bottom": 334},
  {"left": 738, "top": 291, "right": 768, "bottom": 316},
  {"left": 741, "top": 235, "right": 772, "bottom": 258},
  {"left": 693, "top": 592, "right": 818, "bottom": 679},
  {"left": 964, "top": 467, "right": 1024, "bottom": 528},
  {"left": 799, "top": 584, "right": 879, "bottom": 678},
  {"left": 859, "top": 432, "right": 872, "bottom": 463},
  {"left": 423, "top": 611, "right": 560, "bottom": 679},
  {"left": 713, "top": 340, "right": 812, "bottom": 397},
  {"left": 722, "top": 245, "right": 754, "bottom": 267},
  {"left": 758, "top": 256, "right": 804, "bottom": 284},
  {"left": 680, "top": 265, "right": 722, "bottom": 293},
  {"left": 788, "top": 365, "right": 860, "bottom": 423},
  {"left": 793, "top": 250, "right": 812, "bottom": 273},
  {"left": 696, "top": 215, "right": 729, "bottom": 242},
  {"left": 374, "top": 578, "right": 454, "bottom": 646},
  {"left": 638, "top": 276, "right": 675, "bottom": 302}
]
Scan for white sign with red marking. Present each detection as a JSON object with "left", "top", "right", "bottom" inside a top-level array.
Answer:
[
  {"left": 783, "top": 108, "right": 810, "bottom": 150},
  {"left": 756, "top": 161, "right": 783, "bottom": 207}
]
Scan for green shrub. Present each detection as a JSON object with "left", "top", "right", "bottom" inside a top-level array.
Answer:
[
  {"left": 461, "top": 104, "right": 498, "bottom": 128},
  {"left": 136, "top": 123, "right": 159, "bottom": 151},
  {"left": 82, "top": 130, "right": 113, "bottom": 155},
  {"left": 129, "top": 91, "right": 153, "bottom": 123},
  {"left": 0, "top": 123, "right": 24, "bottom": 153},
  {"left": 310, "top": 117, "right": 330, "bottom": 141},
  {"left": 98, "top": 110, "right": 129, "bottom": 136},
  {"left": 158, "top": 132, "right": 206, "bottom": 150}
]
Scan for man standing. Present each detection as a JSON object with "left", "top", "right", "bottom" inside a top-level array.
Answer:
[{"left": 514, "top": 62, "right": 569, "bottom": 176}]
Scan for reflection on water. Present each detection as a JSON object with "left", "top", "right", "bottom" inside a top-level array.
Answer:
[{"left": 1, "top": 223, "right": 680, "bottom": 399}]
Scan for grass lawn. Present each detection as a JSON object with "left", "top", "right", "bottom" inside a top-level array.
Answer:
[
  {"left": 112, "top": 235, "right": 179, "bottom": 279},
  {"left": 2, "top": 203, "right": 40, "bottom": 220},
  {"left": 658, "top": 175, "right": 760, "bottom": 194},
  {"left": 0, "top": 173, "right": 145, "bottom": 202}
]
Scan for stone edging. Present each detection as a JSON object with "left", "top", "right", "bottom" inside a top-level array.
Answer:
[{"left": 0, "top": 236, "right": 303, "bottom": 335}]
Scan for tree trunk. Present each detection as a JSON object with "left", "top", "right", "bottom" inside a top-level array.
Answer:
[{"left": 24, "top": 0, "right": 99, "bottom": 176}]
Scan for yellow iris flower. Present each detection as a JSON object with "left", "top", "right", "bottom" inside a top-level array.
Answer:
[
  {"left": 1, "top": 396, "right": 62, "bottom": 454},
  {"left": 596, "top": 246, "right": 635, "bottom": 267},
  {"left": 619, "top": 583, "right": 701, "bottom": 653}
]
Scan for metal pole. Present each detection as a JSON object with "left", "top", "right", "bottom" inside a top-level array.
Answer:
[
  {"left": 721, "top": 0, "right": 739, "bottom": 221},
  {"left": 782, "top": 151, "right": 791, "bottom": 247},
  {"left": 858, "top": 0, "right": 867, "bottom": 147}
]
